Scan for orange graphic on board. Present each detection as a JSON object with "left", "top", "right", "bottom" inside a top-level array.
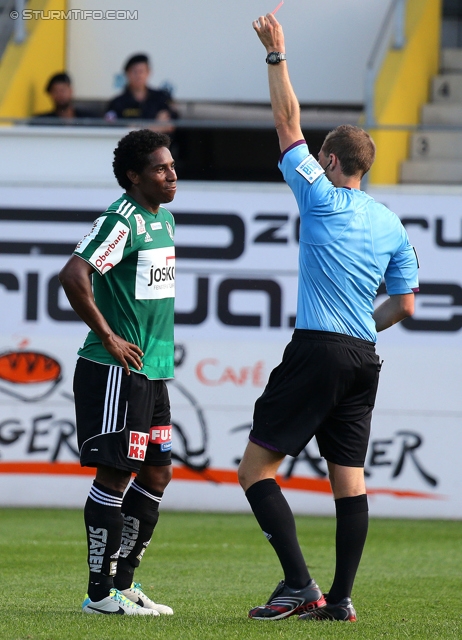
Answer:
[
  {"left": 0, "top": 462, "right": 445, "bottom": 501},
  {"left": 0, "top": 351, "right": 61, "bottom": 384},
  {"left": 0, "top": 351, "right": 62, "bottom": 401}
]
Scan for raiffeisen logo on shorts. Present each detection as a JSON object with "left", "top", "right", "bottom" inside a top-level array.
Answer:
[{"left": 89, "top": 221, "right": 129, "bottom": 273}]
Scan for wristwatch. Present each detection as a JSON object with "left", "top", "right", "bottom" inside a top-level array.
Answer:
[{"left": 266, "top": 51, "right": 287, "bottom": 65}]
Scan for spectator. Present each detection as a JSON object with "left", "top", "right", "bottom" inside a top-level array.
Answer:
[
  {"left": 33, "top": 72, "right": 97, "bottom": 121},
  {"left": 105, "top": 53, "right": 178, "bottom": 129}
]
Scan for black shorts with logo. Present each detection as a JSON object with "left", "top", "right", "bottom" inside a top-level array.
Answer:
[
  {"left": 250, "top": 329, "right": 382, "bottom": 467},
  {"left": 73, "top": 358, "right": 172, "bottom": 473}
]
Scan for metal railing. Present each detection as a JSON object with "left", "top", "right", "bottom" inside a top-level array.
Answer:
[
  {"left": 365, "top": 0, "right": 407, "bottom": 128},
  {"left": 13, "top": 0, "right": 25, "bottom": 43},
  {"left": 0, "top": 0, "right": 18, "bottom": 57}
]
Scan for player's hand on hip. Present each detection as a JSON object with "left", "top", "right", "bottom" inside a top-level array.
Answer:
[
  {"left": 252, "top": 13, "right": 285, "bottom": 52},
  {"left": 102, "top": 334, "right": 144, "bottom": 375}
]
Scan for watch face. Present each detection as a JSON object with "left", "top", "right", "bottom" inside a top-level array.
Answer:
[{"left": 268, "top": 52, "right": 278, "bottom": 63}]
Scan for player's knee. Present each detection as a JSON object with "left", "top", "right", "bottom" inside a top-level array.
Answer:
[
  {"left": 237, "top": 462, "right": 247, "bottom": 490},
  {"left": 237, "top": 460, "right": 256, "bottom": 492},
  {"left": 155, "top": 464, "right": 173, "bottom": 490},
  {"left": 137, "top": 464, "right": 172, "bottom": 492},
  {"left": 95, "top": 465, "right": 131, "bottom": 493}
]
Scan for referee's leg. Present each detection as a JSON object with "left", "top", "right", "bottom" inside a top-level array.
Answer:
[
  {"left": 325, "top": 462, "right": 369, "bottom": 605},
  {"left": 238, "top": 441, "right": 284, "bottom": 491},
  {"left": 238, "top": 442, "right": 313, "bottom": 590}
]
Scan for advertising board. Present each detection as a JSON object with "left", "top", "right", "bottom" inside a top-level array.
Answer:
[{"left": 0, "top": 183, "right": 460, "bottom": 517}]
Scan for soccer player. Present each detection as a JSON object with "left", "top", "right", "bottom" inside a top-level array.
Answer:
[
  {"left": 238, "top": 13, "right": 419, "bottom": 622},
  {"left": 59, "top": 129, "right": 177, "bottom": 615}
]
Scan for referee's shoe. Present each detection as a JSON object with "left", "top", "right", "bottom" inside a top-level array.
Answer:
[
  {"left": 299, "top": 596, "right": 357, "bottom": 621},
  {"left": 248, "top": 579, "right": 326, "bottom": 620}
]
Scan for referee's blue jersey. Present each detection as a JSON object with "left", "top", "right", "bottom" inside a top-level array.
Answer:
[{"left": 279, "top": 141, "right": 419, "bottom": 343}]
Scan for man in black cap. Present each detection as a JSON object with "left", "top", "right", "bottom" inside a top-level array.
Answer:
[
  {"left": 105, "top": 54, "right": 178, "bottom": 127},
  {"left": 33, "top": 72, "right": 96, "bottom": 121}
]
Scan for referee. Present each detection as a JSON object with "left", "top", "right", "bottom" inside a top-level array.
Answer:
[{"left": 238, "top": 13, "right": 419, "bottom": 622}]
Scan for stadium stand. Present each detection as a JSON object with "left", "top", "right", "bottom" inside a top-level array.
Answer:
[
  {"left": 0, "top": 0, "right": 456, "bottom": 184},
  {"left": 401, "top": 0, "right": 462, "bottom": 183},
  {"left": 402, "top": 50, "right": 462, "bottom": 183}
]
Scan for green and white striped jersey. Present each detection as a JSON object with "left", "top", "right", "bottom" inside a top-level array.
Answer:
[{"left": 74, "top": 193, "right": 175, "bottom": 379}]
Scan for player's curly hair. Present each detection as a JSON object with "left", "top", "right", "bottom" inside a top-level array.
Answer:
[
  {"left": 321, "top": 125, "right": 376, "bottom": 178},
  {"left": 113, "top": 129, "right": 171, "bottom": 190}
]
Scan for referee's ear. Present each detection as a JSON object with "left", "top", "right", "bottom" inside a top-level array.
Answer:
[{"left": 329, "top": 154, "right": 339, "bottom": 171}]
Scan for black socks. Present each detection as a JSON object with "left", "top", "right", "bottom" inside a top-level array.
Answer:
[
  {"left": 245, "top": 478, "right": 311, "bottom": 589},
  {"left": 114, "top": 479, "right": 163, "bottom": 591},
  {"left": 84, "top": 481, "right": 124, "bottom": 602},
  {"left": 84, "top": 479, "right": 163, "bottom": 600},
  {"left": 327, "top": 493, "right": 369, "bottom": 604},
  {"left": 245, "top": 480, "right": 369, "bottom": 601}
]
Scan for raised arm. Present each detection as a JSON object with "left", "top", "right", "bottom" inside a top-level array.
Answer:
[
  {"left": 59, "top": 255, "right": 143, "bottom": 374},
  {"left": 373, "top": 293, "right": 415, "bottom": 332},
  {"left": 253, "top": 13, "right": 303, "bottom": 152}
]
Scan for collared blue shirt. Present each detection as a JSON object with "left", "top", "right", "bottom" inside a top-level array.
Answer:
[{"left": 279, "top": 141, "right": 419, "bottom": 342}]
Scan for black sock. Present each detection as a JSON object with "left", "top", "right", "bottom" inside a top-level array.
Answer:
[
  {"left": 84, "top": 481, "right": 124, "bottom": 601},
  {"left": 113, "top": 479, "right": 162, "bottom": 591},
  {"left": 245, "top": 478, "right": 310, "bottom": 589},
  {"left": 327, "top": 494, "right": 369, "bottom": 604}
]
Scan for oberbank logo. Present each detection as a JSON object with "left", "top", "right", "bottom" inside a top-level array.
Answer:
[
  {"left": 88, "top": 222, "right": 129, "bottom": 273},
  {"left": 94, "top": 228, "right": 127, "bottom": 270}
]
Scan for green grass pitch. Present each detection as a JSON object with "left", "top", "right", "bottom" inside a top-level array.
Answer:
[{"left": 1, "top": 508, "right": 460, "bottom": 639}]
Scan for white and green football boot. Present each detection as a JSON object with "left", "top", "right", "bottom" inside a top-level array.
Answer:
[
  {"left": 82, "top": 588, "right": 159, "bottom": 615},
  {"left": 120, "top": 582, "right": 173, "bottom": 615}
]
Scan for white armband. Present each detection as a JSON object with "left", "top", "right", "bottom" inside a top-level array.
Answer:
[{"left": 295, "top": 155, "right": 324, "bottom": 184}]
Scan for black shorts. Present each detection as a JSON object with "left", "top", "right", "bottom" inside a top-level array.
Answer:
[
  {"left": 250, "top": 329, "right": 382, "bottom": 467},
  {"left": 73, "top": 358, "right": 172, "bottom": 473}
]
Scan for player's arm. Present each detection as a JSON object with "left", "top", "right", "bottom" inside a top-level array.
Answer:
[
  {"left": 253, "top": 13, "right": 303, "bottom": 152},
  {"left": 58, "top": 255, "right": 143, "bottom": 375},
  {"left": 373, "top": 293, "right": 415, "bottom": 332}
]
